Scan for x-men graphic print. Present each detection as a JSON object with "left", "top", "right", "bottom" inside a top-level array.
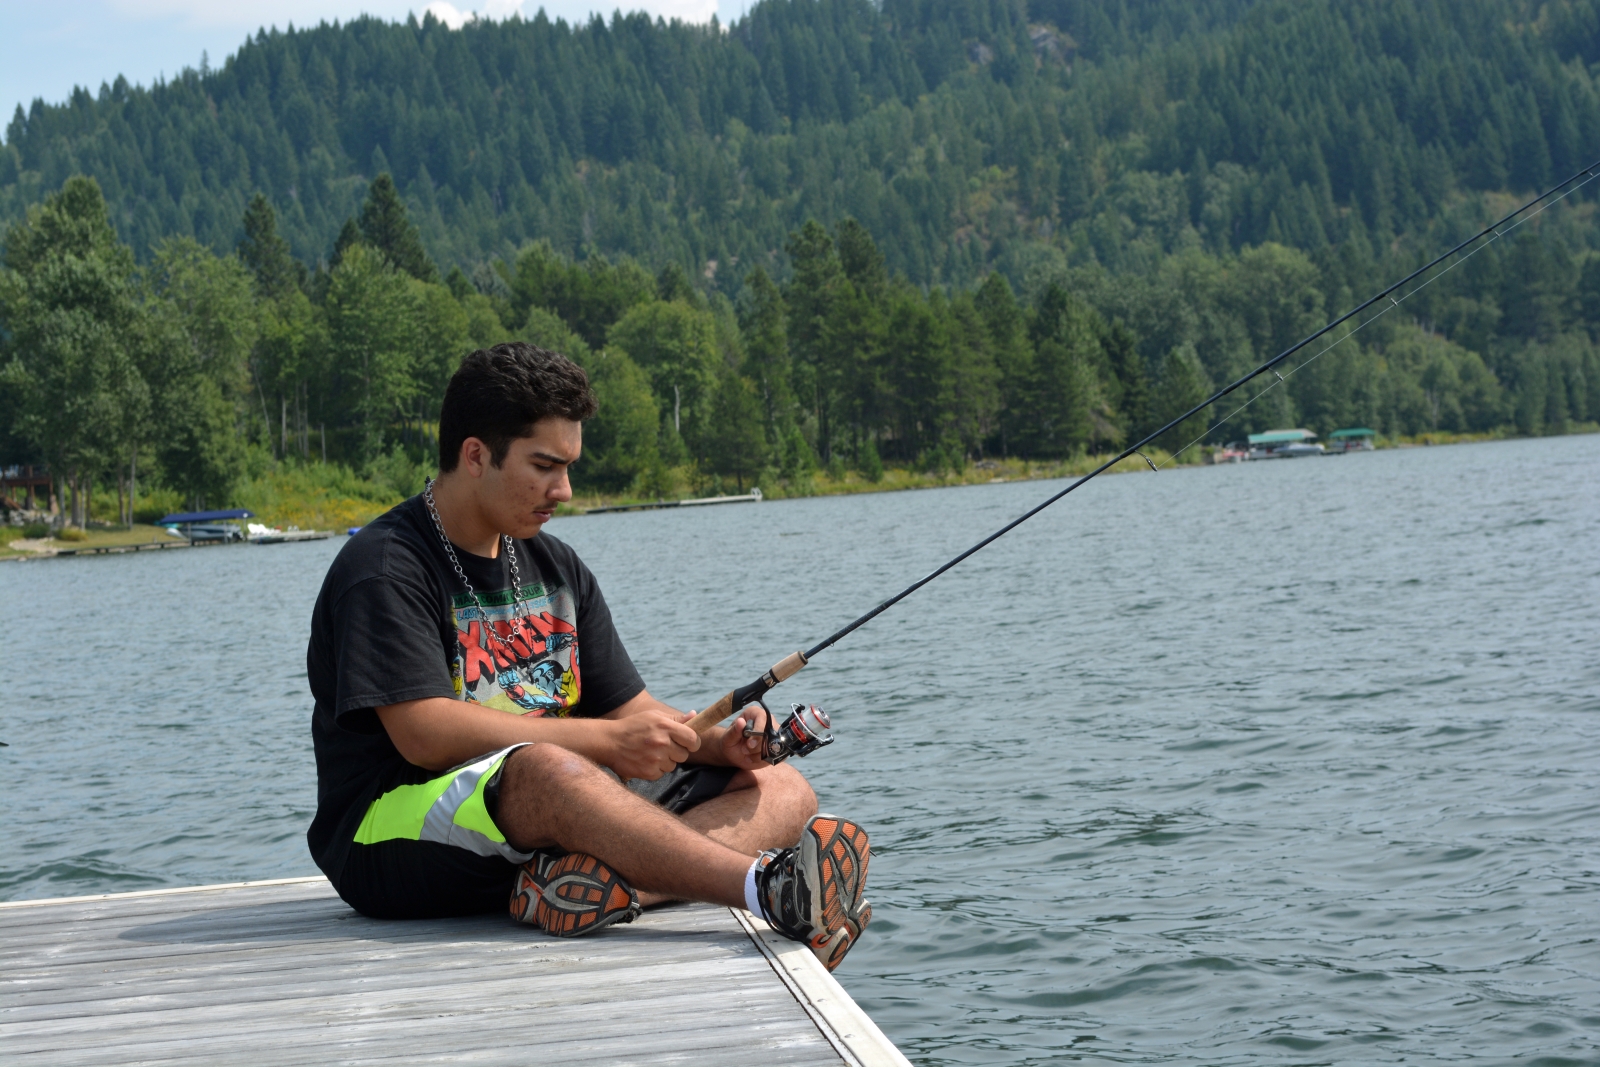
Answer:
[{"left": 449, "top": 582, "right": 582, "bottom": 715}]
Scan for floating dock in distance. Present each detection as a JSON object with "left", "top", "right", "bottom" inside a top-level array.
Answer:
[
  {"left": 584, "top": 488, "right": 763, "bottom": 515},
  {"left": 245, "top": 529, "right": 335, "bottom": 544},
  {"left": 1, "top": 539, "right": 208, "bottom": 561},
  {"left": 0, "top": 877, "right": 909, "bottom": 1067},
  {"left": 1, "top": 530, "right": 335, "bottom": 561}
]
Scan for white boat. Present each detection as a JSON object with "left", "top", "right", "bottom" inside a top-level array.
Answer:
[
  {"left": 247, "top": 523, "right": 333, "bottom": 544},
  {"left": 1247, "top": 429, "right": 1324, "bottom": 459},
  {"left": 1327, "top": 428, "right": 1377, "bottom": 453}
]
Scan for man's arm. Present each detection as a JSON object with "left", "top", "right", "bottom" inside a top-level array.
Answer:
[
  {"left": 375, "top": 693, "right": 699, "bottom": 778},
  {"left": 603, "top": 690, "right": 770, "bottom": 771},
  {"left": 376, "top": 688, "right": 772, "bottom": 777}
]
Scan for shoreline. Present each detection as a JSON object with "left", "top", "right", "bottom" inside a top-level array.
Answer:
[
  {"left": 6, "top": 430, "right": 1590, "bottom": 556},
  {"left": 562, "top": 449, "right": 1192, "bottom": 515},
  {"left": 560, "top": 426, "right": 1586, "bottom": 515}
]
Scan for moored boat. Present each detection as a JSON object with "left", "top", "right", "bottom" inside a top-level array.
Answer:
[
  {"left": 1247, "top": 429, "right": 1325, "bottom": 458},
  {"left": 1328, "top": 427, "right": 1377, "bottom": 453}
]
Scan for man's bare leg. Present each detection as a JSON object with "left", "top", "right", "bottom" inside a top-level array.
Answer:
[
  {"left": 496, "top": 742, "right": 753, "bottom": 906},
  {"left": 683, "top": 763, "right": 817, "bottom": 852},
  {"left": 631, "top": 762, "right": 817, "bottom": 906}
]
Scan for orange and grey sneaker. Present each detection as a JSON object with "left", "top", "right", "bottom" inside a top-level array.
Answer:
[
  {"left": 509, "top": 850, "right": 642, "bottom": 937},
  {"left": 755, "top": 814, "right": 872, "bottom": 971}
]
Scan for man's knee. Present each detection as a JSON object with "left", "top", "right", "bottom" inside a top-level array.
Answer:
[
  {"left": 496, "top": 743, "right": 613, "bottom": 850},
  {"left": 501, "top": 741, "right": 602, "bottom": 799},
  {"left": 733, "top": 762, "right": 818, "bottom": 816}
]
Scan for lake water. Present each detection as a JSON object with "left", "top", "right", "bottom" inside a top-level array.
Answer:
[{"left": 4, "top": 435, "right": 1598, "bottom": 1066}]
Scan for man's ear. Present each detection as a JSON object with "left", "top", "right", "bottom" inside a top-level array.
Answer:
[{"left": 459, "top": 437, "right": 490, "bottom": 477}]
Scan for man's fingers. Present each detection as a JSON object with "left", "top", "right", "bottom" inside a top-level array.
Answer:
[
  {"left": 733, "top": 704, "right": 767, "bottom": 737},
  {"left": 666, "top": 719, "right": 701, "bottom": 752}
]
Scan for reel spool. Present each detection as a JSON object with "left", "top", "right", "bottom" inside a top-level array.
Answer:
[{"left": 741, "top": 702, "right": 834, "bottom": 764}]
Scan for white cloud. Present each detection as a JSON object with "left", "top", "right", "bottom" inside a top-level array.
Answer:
[
  {"left": 102, "top": 1, "right": 415, "bottom": 29},
  {"left": 429, "top": 0, "right": 723, "bottom": 25},
  {"left": 101, "top": 0, "right": 728, "bottom": 29},
  {"left": 423, "top": 1, "right": 474, "bottom": 28},
  {"left": 655, "top": 0, "right": 721, "bottom": 20}
]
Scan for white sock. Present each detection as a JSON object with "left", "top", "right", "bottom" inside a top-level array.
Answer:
[{"left": 743, "top": 858, "right": 764, "bottom": 916}]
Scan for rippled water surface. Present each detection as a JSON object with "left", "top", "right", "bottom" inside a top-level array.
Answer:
[{"left": 4, "top": 436, "right": 1599, "bottom": 1065}]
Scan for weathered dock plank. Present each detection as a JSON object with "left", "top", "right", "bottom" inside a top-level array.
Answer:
[{"left": 0, "top": 878, "right": 909, "bottom": 1067}]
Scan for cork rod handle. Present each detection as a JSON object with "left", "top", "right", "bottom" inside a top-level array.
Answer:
[
  {"left": 685, "top": 690, "right": 738, "bottom": 736},
  {"left": 685, "top": 651, "right": 808, "bottom": 735}
]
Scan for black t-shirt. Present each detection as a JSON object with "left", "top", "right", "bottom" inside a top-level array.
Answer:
[{"left": 304, "top": 494, "right": 645, "bottom": 878}]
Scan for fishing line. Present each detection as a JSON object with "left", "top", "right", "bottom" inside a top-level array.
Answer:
[
  {"left": 1158, "top": 167, "right": 1600, "bottom": 467},
  {"left": 684, "top": 157, "right": 1600, "bottom": 744}
]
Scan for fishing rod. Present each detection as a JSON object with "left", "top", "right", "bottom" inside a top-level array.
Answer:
[{"left": 686, "top": 157, "right": 1600, "bottom": 759}]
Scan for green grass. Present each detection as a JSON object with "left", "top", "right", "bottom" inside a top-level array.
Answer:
[
  {"left": 1378, "top": 429, "right": 1512, "bottom": 448},
  {"left": 2, "top": 523, "right": 187, "bottom": 556},
  {"left": 1379, "top": 424, "right": 1598, "bottom": 447},
  {"left": 232, "top": 465, "right": 407, "bottom": 531}
]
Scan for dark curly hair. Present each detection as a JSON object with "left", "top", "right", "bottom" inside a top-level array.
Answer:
[{"left": 438, "top": 342, "right": 597, "bottom": 472}]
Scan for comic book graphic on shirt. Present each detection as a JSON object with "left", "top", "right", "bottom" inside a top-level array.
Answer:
[{"left": 448, "top": 581, "right": 581, "bottom": 716}]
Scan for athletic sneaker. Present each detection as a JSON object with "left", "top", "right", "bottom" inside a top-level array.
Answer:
[
  {"left": 509, "top": 850, "right": 642, "bottom": 936},
  {"left": 755, "top": 814, "right": 872, "bottom": 971}
]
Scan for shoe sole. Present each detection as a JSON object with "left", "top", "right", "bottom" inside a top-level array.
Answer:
[
  {"left": 799, "top": 815, "right": 872, "bottom": 971},
  {"left": 509, "top": 852, "right": 640, "bottom": 937}
]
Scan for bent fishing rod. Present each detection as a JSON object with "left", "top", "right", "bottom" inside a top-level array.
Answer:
[{"left": 686, "top": 157, "right": 1600, "bottom": 760}]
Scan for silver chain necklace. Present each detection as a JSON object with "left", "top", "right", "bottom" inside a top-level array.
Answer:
[{"left": 423, "top": 477, "right": 530, "bottom": 658}]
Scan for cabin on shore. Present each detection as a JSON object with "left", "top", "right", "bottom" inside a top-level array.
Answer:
[{"left": 1, "top": 464, "right": 54, "bottom": 517}]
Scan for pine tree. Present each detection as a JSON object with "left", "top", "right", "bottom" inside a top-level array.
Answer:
[
  {"left": 238, "top": 193, "right": 302, "bottom": 299},
  {"left": 1101, "top": 318, "right": 1149, "bottom": 441},
  {"left": 330, "top": 218, "right": 362, "bottom": 270},
  {"left": 738, "top": 266, "right": 794, "bottom": 445},
  {"left": 357, "top": 174, "right": 438, "bottom": 283},
  {"left": 705, "top": 367, "right": 768, "bottom": 492}
]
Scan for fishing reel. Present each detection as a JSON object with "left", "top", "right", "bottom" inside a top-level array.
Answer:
[{"left": 740, "top": 700, "right": 833, "bottom": 764}]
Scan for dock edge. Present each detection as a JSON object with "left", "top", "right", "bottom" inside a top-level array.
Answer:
[{"left": 732, "top": 907, "right": 913, "bottom": 1067}]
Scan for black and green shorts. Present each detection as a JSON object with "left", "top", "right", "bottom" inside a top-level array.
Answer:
[{"left": 334, "top": 744, "right": 737, "bottom": 920}]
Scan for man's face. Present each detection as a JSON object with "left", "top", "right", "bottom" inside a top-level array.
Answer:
[{"left": 477, "top": 417, "right": 582, "bottom": 539}]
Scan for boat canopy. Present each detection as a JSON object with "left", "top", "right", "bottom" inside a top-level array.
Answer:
[
  {"left": 1328, "top": 428, "right": 1377, "bottom": 439},
  {"left": 1246, "top": 429, "right": 1317, "bottom": 445},
  {"left": 159, "top": 509, "right": 255, "bottom": 524}
]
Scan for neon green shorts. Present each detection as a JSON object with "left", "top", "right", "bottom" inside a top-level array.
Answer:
[{"left": 334, "top": 747, "right": 736, "bottom": 920}]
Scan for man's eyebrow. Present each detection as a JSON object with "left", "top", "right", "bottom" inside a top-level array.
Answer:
[{"left": 532, "top": 450, "right": 575, "bottom": 464}]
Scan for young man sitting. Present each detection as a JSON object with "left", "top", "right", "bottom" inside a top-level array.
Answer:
[{"left": 305, "top": 341, "right": 872, "bottom": 970}]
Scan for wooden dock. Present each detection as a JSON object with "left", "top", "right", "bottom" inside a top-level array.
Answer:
[
  {"left": 1, "top": 877, "right": 909, "bottom": 1067},
  {"left": 2, "top": 530, "right": 336, "bottom": 561},
  {"left": 583, "top": 490, "right": 763, "bottom": 515}
]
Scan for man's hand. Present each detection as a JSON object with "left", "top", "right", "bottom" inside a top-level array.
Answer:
[
  {"left": 717, "top": 703, "right": 774, "bottom": 771},
  {"left": 376, "top": 689, "right": 701, "bottom": 776},
  {"left": 603, "top": 709, "right": 701, "bottom": 780}
]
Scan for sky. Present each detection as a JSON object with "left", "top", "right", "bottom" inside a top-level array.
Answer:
[{"left": 1, "top": 0, "right": 755, "bottom": 139}]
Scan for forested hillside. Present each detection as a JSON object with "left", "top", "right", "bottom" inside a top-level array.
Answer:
[
  {"left": 3, "top": 0, "right": 1600, "bottom": 525},
  {"left": 10, "top": 0, "right": 1600, "bottom": 279}
]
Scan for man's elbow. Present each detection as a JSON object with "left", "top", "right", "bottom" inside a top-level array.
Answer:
[
  {"left": 394, "top": 736, "right": 454, "bottom": 771},
  {"left": 375, "top": 704, "right": 452, "bottom": 771}
]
